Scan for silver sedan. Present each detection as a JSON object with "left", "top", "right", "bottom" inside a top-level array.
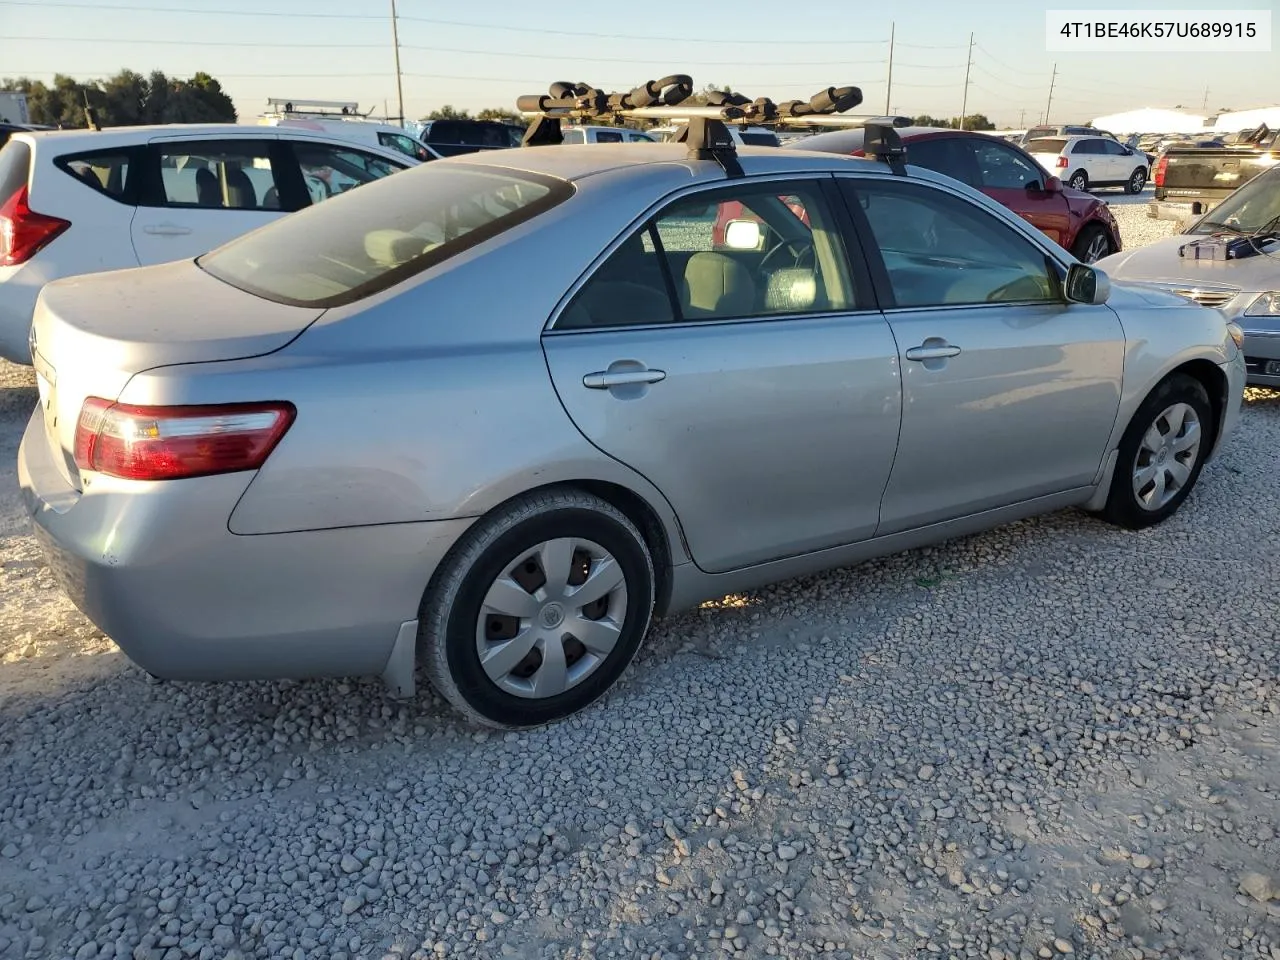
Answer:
[{"left": 19, "top": 141, "right": 1246, "bottom": 728}]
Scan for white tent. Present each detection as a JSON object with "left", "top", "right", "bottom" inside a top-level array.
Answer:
[
  {"left": 1089, "top": 108, "right": 1207, "bottom": 133},
  {"left": 1212, "top": 107, "right": 1280, "bottom": 132}
]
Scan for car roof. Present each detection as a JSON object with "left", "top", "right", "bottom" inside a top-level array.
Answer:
[
  {"left": 788, "top": 126, "right": 994, "bottom": 155},
  {"left": 15, "top": 123, "right": 395, "bottom": 149},
  {"left": 442, "top": 141, "right": 877, "bottom": 182}
]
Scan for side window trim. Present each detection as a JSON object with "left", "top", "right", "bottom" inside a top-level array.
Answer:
[
  {"left": 834, "top": 173, "right": 1069, "bottom": 313},
  {"left": 646, "top": 221, "right": 685, "bottom": 323},
  {"left": 547, "top": 174, "right": 868, "bottom": 334}
]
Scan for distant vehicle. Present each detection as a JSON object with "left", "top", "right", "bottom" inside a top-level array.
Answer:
[
  {"left": 793, "top": 126, "right": 1123, "bottom": 262},
  {"left": 650, "top": 123, "right": 781, "bottom": 147},
  {"left": 1098, "top": 162, "right": 1280, "bottom": 387},
  {"left": 420, "top": 119, "right": 525, "bottom": 156},
  {"left": 560, "top": 125, "right": 657, "bottom": 144},
  {"left": 1020, "top": 124, "right": 1115, "bottom": 146},
  {"left": 1025, "top": 135, "right": 1150, "bottom": 194},
  {"left": 258, "top": 97, "right": 440, "bottom": 163},
  {"left": 0, "top": 123, "right": 417, "bottom": 364},
  {"left": 0, "top": 91, "right": 30, "bottom": 125},
  {"left": 1149, "top": 125, "right": 1279, "bottom": 224}
]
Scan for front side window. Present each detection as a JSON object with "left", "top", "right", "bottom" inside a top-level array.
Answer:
[
  {"left": 973, "top": 141, "right": 1044, "bottom": 190},
  {"left": 558, "top": 181, "right": 856, "bottom": 330},
  {"left": 595, "top": 130, "right": 624, "bottom": 143},
  {"left": 153, "top": 140, "right": 279, "bottom": 210},
  {"left": 377, "top": 132, "right": 430, "bottom": 161},
  {"left": 199, "top": 165, "right": 571, "bottom": 307},
  {"left": 290, "top": 142, "right": 404, "bottom": 205},
  {"left": 846, "top": 177, "right": 1058, "bottom": 308}
]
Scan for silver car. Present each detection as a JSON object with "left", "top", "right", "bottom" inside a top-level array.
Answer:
[
  {"left": 1096, "top": 163, "right": 1280, "bottom": 387},
  {"left": 18, "top": 141, "right": 1247, "bottom": 728}
]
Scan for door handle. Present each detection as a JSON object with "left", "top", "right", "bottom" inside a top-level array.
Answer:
[
  {"left": 142, "top": 223, "right": 192, "bottom": 236},
  {"left": 905, "top": 343, "right": 962, "bottom": 361},
  {"left": 583, "top": 368, "right": 667, "bottom": 389}
]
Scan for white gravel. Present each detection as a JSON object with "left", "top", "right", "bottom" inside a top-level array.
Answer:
[{"left": 2, "top": 208, "right": 1279, "bottom": 960}]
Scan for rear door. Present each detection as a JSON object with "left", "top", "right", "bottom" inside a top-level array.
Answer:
[
  {"left": 542, "top": 176, "right": 903, "bottom": 574},
  {"left": 130, "top": 135, "right": 289, "bottom": 264}
]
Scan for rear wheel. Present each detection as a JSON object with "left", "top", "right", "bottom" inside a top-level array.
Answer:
[
  {"left": 1072, "top": 223, "right": 1112, "bottom": 263},
  {"left": 1125, "top": 167, "right": 1147, "bottom": 194},
  {"left": 1097, "top": 374, "right": 1214, "bottom": 530},
  {"left": 420, "top": 488, "right": 655, "bottom": 728},
  {"left": 1069, "top": 170, "right": 1089, "bottom": 192}
]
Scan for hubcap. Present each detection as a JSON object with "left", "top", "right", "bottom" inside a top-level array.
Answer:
[
  {"left": 1132, "top": 171, "right": 1145, "bottom": 190},
  {"left": 476, "top": 537, "right": 628, "bottom": 699},
  {"left": 1084, "top": 233, "right": 1109, "bottom": 262},
  {"left": 1132, "top": 402, "right": 1201, "bottom": 511}
]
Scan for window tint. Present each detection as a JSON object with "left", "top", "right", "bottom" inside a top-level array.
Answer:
[
  {"left": 848, "top": 178, "right": 1058, "bottom": 308},
  {"left": 739, "top": 131, "right": 780, "bottom": 147},
  {"left": 595, "top": 130, "right": 624, "bottom": 143},
  {"left": 973, "top": 141, "right": 1043, "bottom": 190},
  {"left": 199, "top": 165, "right": 570, "bottom": 307},
  {"left": 901, "top": 137, "right": 978, "bottom": 186},
  {"left": 291, "top": 142, "right": 403, "bottom": 206},
  {"left": 377, "top": 132, "right": 429, "bottom": 161},
  {"left": 154, "top": 141, "right": 279, "bottom": 210},
  {"left": 1100, "top": 139, "right": 1127, "bottom": 155},
  {"left": 1027, "top": 137, "right": 1068, "bottom": 154},
  {"left": 559, "top": 182, "right": 854, "bottom": 330},
  {"left": 1071, "top": 140, "right": 1098, "bottom": 155},
  {"left": 56, "top": 149, "right": 134, "bottom": 202}
]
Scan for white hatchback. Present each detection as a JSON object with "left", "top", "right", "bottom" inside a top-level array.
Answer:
[
  {"left": 0, "top": 123, "right": 417, "bottom": 364},
  {"left": 1026, "top": 135, "right": 1150, "bottom": 195}
]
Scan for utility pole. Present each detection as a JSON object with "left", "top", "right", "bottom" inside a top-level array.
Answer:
[
  {"left": 1202, "top": 85, "right": 1210, "bottom": 110},
  {"left": 389, "top": 0, "right": 405, "bottom": 125},
  {"left": 884, "top": 21, "right": 895, "bottom": 115},
  {"left": 1044, "top": 62, "right": 1057, "bottom": 125},
  {"left": 958, "top": 32, "right": 973, "bottom": 130},
  {"left": 1019, "top": 108, "right": 1026, "bottom": 128}
]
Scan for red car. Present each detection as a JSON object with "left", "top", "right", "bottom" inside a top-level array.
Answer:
[{"left": 785, "top": 127, "right": 1123, "bottom": 263}]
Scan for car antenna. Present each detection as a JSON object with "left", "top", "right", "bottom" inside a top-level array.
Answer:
[
  {"left": 82, "top": 90, "right": 100, "bottom": 131},
  {"left": 514, "top": 77, "right": 870, "bottom": 179}
]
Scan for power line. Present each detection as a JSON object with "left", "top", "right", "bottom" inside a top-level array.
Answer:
[
  {"left": 0, "top": 1, "right": 888, "bottom": 43},
  {"left": 3, "top": 36, "right": 888, "bottom": 67}
]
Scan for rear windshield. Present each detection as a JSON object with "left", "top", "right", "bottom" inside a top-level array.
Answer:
[
  {"left": 198, "top": 164, "right": 572, "bottom": 307},
  {"left": 0, "top": 140, "right": 31, "bottom": 203},
  {"left": 1026, "top": 137, "right": 1068, "bottom": 154}
]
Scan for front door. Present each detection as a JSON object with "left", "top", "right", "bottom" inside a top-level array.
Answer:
[
  {"left": 838, "top": 175, "right": 1125, "bottom": 535},
  {"left": 130, "top": 137, "right": 288, "bottom": 265},
  {"left": 542, "top": 177, "right": 903, "bottom": 573},
  {"left": 971, "top": 138, "right": 1074, "bottom": 247}
]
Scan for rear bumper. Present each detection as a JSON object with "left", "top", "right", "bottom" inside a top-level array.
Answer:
[
  {"left": 18, "top": 408, "right": 474, "bottom": 682},
  {"left": 0, "top": 264, "right": 42, "bottom": 364},
  {"left": 1146, "top": 199, "right": 1214, "bottom": 225}
]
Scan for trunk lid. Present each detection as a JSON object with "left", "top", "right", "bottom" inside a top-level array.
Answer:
[{"left": 30, "top": 259, "right": 324, "bottom": 489}]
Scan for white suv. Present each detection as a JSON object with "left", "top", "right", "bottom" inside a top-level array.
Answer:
[
  {"left": 0, "top": 123, "right": 417, "bottom": 364},
  {"left": 1026, "top": 135, "right": 1150, "bottom": 195},
  {"left": 560, "top": 125, "right": 657, "bottom": 143}
]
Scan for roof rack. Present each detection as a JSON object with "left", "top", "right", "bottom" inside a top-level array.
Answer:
[
  {"left": 264, "top": 97, "right": 367, "bottom": 118},
  {"left": 514, "top": 76, "right": 909, "bottom": 177}
]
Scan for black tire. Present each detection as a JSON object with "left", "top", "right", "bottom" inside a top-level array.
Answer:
[
  {"left": 1125, "top": 167, "right": 1147, "bottom": 194},
  {"left": 1097, "top": 373, "right": 1215, "bottom": 530},
  {"left": 420, "top": 488, "right": 655, "bottom": 729},
  {"left": 1072, "top": 223, "right": 1112, "bottom": 263},
  {"left": 1068, "top": 170, "right": 1089, "bottom": 192}
]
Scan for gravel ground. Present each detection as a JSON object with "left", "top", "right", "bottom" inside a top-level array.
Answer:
[{"left": 3, "top": 205, "right": 1279, "bottom": 960}]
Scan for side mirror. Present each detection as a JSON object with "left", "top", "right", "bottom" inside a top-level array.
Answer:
[
  {"left": 723, "top": 219, "right": 764, "bottom": 250},
  {"left": 1065, "top": 263, "right": 1110, "bottom": 304},
  {"left": 1043, "top": 176, "right": 1064, "bottom": 194}
]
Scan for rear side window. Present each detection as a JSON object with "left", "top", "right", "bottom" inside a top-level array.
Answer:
[
  {"left": 595, "top": 130, "right": 624, "bottom": 143},
  {"left": 0, "top": 140, "right": 31, "bottom": 203},
  {"left": 55, "top": 149, "right": 136, "bottom": 203},
  {"left": 153, "top": 140, "right": 282, "bottom": 211},
  {"left": 198, "top": 164, "right": 572, "bottom": 307},
  {"left": 739, "top": 131, "right": 780, "bottom": 147},
  {"left": 901, "top": 137, "right": 978, "bottom": 186}
]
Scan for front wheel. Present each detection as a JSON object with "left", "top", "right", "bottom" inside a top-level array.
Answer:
[
  {"left": 1125, "top": 167, "right": 1148, "bottom": 194},
  {"left": 1097, "top": 373, "right": 1214, "bottom": 530},
  {"left": 1072, "top": 224, "right": 1112, "bottom": 263},
  {"left": 420, "top": 488, "right": 655, "bottom": 728}
]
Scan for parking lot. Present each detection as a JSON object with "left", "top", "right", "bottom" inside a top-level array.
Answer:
[{"left": 0, "top": 198, "right": 1277, "bottom": 960}]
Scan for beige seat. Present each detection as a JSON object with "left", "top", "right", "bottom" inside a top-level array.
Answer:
[{"left": 682, "top": 252, "right": 756, "bottom": 319}]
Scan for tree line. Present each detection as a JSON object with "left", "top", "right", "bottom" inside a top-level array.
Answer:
[{"left": 2, "top": 71, "right": 237, "bottom": 127}]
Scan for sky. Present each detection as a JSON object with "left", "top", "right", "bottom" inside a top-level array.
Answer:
[{"left": 1, "top": 0, "right": 1277, "bottom": 128}]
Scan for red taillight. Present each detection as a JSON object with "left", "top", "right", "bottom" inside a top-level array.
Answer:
[
  {"left": 851, "top": 149, "right": 866, "bottom": 157},
  {"left": 73, "top": 398, "right": 296, "bottom": 481},
  {"left": 1056, "top": 156, "right": 1069, "bottom": 168},
  {"left": 1154, "top": 156, "right": 1168, "bottom": 187},
  {"left": 0, "top": 185, "right": 71, "bottom": 267}
]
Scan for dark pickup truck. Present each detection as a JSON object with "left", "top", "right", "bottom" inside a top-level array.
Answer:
[{"left": 1149, "top": 125, "right": 1278, "bottom": 224}]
